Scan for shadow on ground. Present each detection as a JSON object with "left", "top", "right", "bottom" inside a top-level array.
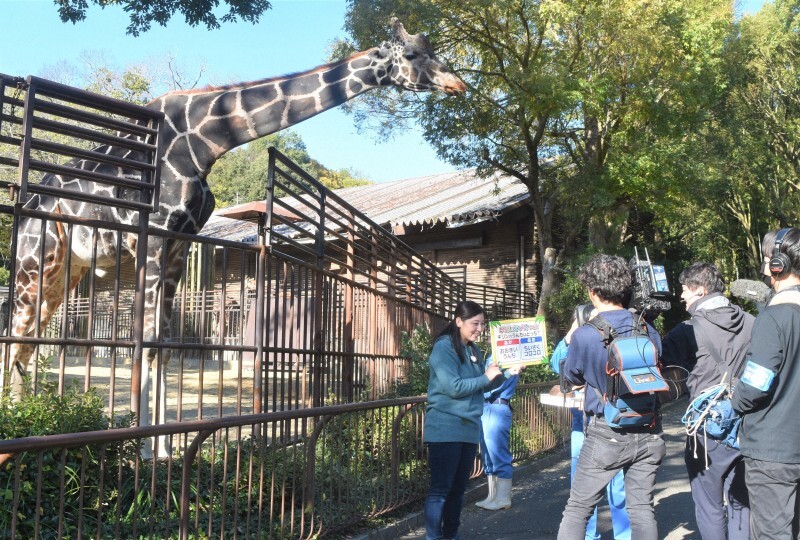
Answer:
[{"left": 353, "top": 397, "right": 700, "bottom": 540}]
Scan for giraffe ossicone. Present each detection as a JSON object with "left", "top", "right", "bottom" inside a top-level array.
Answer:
[{"left": 7, "top": 19, "right": 466, "bottom": 411}]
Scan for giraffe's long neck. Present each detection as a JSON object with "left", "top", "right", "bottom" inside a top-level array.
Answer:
[{"left": 154, "top": 50, "right": 389, "bottom": 178}]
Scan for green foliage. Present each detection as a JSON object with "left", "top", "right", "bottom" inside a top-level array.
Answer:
[
  {"left": 517, "top": 362, "right": 556, "bottom": 385},
  {"left": 343, "top": 0, "right": 737, "bottom": 317},
  {"left": 0, "top": 356, "right": 126, "bottom": 439},
  {"left": 83, "top": 65, "right": 153, "bottom": 105},
  {"left": 314, "top": 406, "right": 427, "bottom": 525},
  {"left": 207, "top": 131, "right": 371, "bottom": 208},
  {"left": 55, "top": 0, "right": 273, "bottom": 36},
  {"left": 391, "top": 323, "right": 434, "bottom": 397},
  {"left": 0, "top": 357, "right": 137, "bottom": 539},
  {"left": 545, "top": 250, "right": 596, "bottom": 333}
]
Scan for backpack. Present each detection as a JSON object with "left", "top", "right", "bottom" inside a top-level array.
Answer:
[{"left": 588, "top": 315, "right": 668, "bottom": 429}]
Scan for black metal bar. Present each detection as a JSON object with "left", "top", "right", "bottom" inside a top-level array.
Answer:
[
  {"left": 27, "top": 157, "right": 154, "bottom": 192},
  {"left": 3, "top": 111, "right": 157, "bottom": 154},
  {"left": 26, "top": 75, "right": 163, "bottom": 122},
  {"left": 25, "top": 181, "right": 153, "bottom": 211}
]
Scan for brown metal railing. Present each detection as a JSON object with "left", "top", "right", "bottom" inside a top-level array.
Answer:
[{"left": 0, "top": 382, "right": 570, "bottom": 539}]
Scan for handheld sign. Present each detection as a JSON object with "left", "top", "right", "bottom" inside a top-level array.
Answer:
[{"left": 489, "top": 317, "right": 548, "bottom": 368}]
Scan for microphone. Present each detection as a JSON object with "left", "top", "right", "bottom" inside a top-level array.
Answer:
[{"left": 730, "top": 279, "right": 771, "bottom": 303}]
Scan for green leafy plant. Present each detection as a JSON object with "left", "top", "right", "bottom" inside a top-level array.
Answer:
[
  {"left": 0, "top": 356, "right": 137, "bottom": 538},
  {"left": 390, "top": 323, "right": 434, "bottom": 397}
]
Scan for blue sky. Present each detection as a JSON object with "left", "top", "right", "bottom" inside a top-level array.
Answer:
[
  {"left": 0, "top": 0, "right": 768, "bottom": 183},
  {"left": 0, "top": 0, "right": 456, "bottom": 183}
]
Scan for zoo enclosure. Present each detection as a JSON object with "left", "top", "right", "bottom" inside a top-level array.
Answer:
[
  {"left": 0, "top": 73, "right": 536, "bottom": 423},
  {"left": 0, "top": 72, "right": 554, "bottom": 540}
]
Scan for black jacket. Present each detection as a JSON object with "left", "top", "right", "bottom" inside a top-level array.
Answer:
[
  {"left": 731, "top": 289, "right": 800, "bottom": 463},
  {"left": 662, "top": 293, "right": 754, "bottom": 400}
]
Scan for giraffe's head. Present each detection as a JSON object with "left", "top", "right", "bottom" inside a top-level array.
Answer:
[{"left": 371, "top": 19, "right": 466, "bottom": 95}]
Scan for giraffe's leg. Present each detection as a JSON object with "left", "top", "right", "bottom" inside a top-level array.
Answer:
[
  {"left": 139, "top": 238, "right": 186, "bottom": 458},
  {"left": 7, "top": 218, "right": 72, "bottom": 399}
]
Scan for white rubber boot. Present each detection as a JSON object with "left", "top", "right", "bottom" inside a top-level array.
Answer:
[
  {"left": 474, "top": 475, "right": 497, "bottom": 508},
  {"left": 482, "top": 477, "right": 512, "bottom": 510}
]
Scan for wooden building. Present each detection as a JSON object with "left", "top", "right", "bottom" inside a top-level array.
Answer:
[{"left": 210, "top": 168, "right": 539, "bottom": 297}]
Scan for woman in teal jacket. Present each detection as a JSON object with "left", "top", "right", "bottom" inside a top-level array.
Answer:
[{"left": 424, "top": 300, "right": 519, "bottom": 540}]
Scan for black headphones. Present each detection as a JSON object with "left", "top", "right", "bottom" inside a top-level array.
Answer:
[{"left": 769, "top": 228, "right": 793, "bottom": 278}]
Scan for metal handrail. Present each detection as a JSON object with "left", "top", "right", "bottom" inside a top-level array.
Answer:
[{"left": 0, "top": 382, "right": 570, "bottom": 539}]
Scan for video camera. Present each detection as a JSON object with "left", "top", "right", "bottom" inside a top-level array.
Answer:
[{"left": 628, "top": 247, "right": 672, "bottom": 318}]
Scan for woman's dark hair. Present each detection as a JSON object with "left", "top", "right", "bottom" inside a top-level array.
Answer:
[{"left": 437, "top": 300, "right": 485, "bottom": 363}]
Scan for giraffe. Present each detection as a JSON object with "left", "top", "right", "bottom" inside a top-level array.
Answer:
[{"left": 7, "top": 20, "right": 466, "bottom": 408}]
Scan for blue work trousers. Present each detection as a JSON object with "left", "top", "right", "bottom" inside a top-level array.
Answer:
[
  {"left": 685, "top": 437, "right": 749, "bottom": 540},
  {"left": 479, "top": 402, "right": 513, "bottom": 478},
  {"left": 571, "top": 411, "right": 630, "bottom": 540},
  {"left": 425, "top": 441, "right": 477, "bottom": 540},
  {"left": 558, "top": 418, "right": 666, "bottom": 540}
]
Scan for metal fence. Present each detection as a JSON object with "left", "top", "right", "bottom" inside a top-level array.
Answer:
[
  {"left": 0, "top": 74, "right": 536, "bottom": 428},
  {"left": 0, "top": 382, "right": 571, "bottom": 539}
]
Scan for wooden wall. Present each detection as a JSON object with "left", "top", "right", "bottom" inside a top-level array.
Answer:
[{"left": 400, "top": 206, "right": 538, "bottom": 296}]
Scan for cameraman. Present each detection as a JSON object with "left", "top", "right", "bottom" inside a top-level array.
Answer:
[
  {"left": 662, "top": 263, "right": 753, "bottom": 540},
  {"left": 557, "top": 254, "right": 666, "bottom": 540},
  {"left": 731, "top": 228, "right": 800, "bottom": 539}
]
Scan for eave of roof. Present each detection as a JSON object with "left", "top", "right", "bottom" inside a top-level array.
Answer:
[{"left": 210, "top": 168, "right": 531, "bottom": 234}]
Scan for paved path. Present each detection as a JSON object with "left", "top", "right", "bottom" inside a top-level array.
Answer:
[{"left": 355, "top": 398, "right": 699, "bottom": 539}]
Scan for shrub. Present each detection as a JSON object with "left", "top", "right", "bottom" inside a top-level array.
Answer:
[
  {"left": 391, "top": 323, "right": 433, "bottom": 397},
  {"left": 0, "top": 356, "right": 137, "bottom": 539}
]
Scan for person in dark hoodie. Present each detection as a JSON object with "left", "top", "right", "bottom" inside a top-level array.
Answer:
[{"left": 662, "top": 262, "right": 753, "bottom": 540}]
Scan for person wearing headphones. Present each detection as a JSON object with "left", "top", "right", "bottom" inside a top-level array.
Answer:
[{"left": 731, "top": 228, "right": 800, "bottom": 539}]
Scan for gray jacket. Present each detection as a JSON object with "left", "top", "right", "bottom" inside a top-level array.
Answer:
[{"left": 662, "top": 292, "right": 755, "bottom": 399}]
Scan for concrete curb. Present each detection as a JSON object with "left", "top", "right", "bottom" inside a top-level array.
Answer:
[{"left": 349, "top": 445, "right": 570, "bottom": 540}]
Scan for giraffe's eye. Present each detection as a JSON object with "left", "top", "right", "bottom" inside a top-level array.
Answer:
[{"left": 404, "top": 52, "right": 418, "bottom": 61}]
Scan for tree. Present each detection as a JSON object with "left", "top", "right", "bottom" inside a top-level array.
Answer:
[
  {"left": 55, "top": 0, "right": 272, "bottom": 36},
  {"left": 636, "top": 0, "right": 800, "bottom": 279},
  {"left": 733, "top": 0, "right": 800, "bottom": 228},
  {"left": 206, "top": 131, "right": 371, "bottom": 208},
  {"left": 342, "top": 0, "right": 733, "bottom": 332}
]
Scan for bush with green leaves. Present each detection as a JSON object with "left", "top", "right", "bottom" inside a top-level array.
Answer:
[
  {"left": 0, "top": 356, "right": 137, "bottom": 538},
  {"left": 545, "top": 250, "right": 598, "bottom": 334},
  {"left": 390, "top": 323, "right": 434, "bottom": 397}
]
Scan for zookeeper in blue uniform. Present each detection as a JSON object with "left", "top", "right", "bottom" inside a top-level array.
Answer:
[{"left": 475, "top": 355, "right": 519, "bottom": 511}]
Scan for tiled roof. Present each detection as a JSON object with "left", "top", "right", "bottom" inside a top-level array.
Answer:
[
  {"left": 205, "top": 168, "right": 530, "bottom": 241},
  {"left": 331, "top": 169, "right": 529, "bottom": 228}
]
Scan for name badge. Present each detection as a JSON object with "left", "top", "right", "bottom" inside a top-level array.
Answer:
[{"left": 740, "top": 360, "right": 775, "bottom": 392}]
